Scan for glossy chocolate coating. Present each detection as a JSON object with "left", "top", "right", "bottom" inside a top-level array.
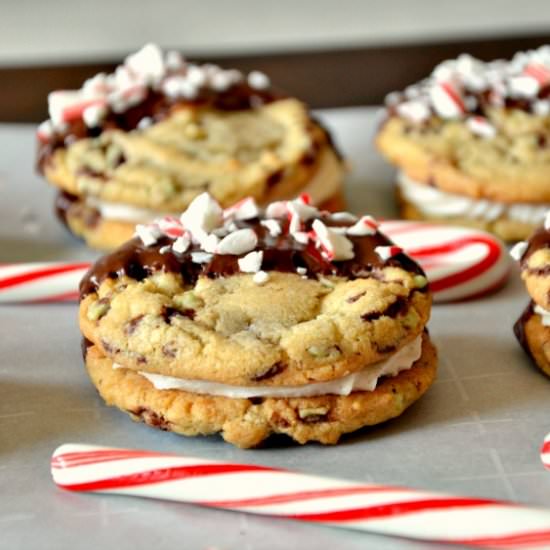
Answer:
[
  {"left": 514, "top": 301, "right": 535, "bottom": 358},
  {"left": 80, "top": 216, "right": 425, "bottom": 298},
  {"left": 521, "top": 226, "right": 550, "bottom": 272}
]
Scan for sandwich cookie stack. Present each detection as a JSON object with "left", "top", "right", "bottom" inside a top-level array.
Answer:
[
  {"left": 79, "top": 193, "right": 437, "bottom": 448},
  {"left": 512, "top": 214, "right": 550, "bottom": 376},
  {"left": 377, "top": 46, "right": 550, "bottom": 242},
  {"left": 38, "top": 44, "right": 345, "bottom": 250}
]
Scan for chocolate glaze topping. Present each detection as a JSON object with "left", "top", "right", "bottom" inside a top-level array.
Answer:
[
  {"left": 80, "top": 216, "right": 425, "bottom": 299},
  {"left": 521, "top": 226, "right": 550, "bottom": 271},
  {"left": 37, "top": 82, "right": 285, "bottom": 174},
  {"left": 513, "top": 301, "right": 535, "bottom": 357}
]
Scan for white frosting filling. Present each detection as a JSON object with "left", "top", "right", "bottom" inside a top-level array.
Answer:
[
  {"left": 135, "top": 335, "right": 422, "bottom": 398},
  {"left": 534, "top": 305, "right": 550, "bottom": 327},
  {"left": 397, "top": 171, "right": 550, "bottom": 224},
  {"left": 86, "top": 197, "right": 170, "bottom": 223}
]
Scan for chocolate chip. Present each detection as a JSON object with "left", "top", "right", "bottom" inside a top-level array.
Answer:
[
  {"left": 361, "top": 297, "right": 408, "bottom": 322},
  {"left": 81, "top": 337, "right": 93, "bottom": 360},
  {"left": 101, "top": 339, "right": 120, "bottom": 355},
  {"left": 251, "top": 362, "right": 286, "bottom": 381},
  {"left": 347, "top": 291, "right": 366, "bottom": 303},
  {"left": 301, "top": 413, "right": 328, "bottom": 424},
  {"left": 161, "top": 305, "right": 195, "bottom": 324},
  {"left": 271, "top": 413, "right": 290, "bottom": 428},
  {"left": 249, "top": 397, "right": 264, "bottom": 405},
  {"left": 125, "top": 314, "right": 144, "bottom": 335},
  {"left": 162, "top": 343, "right": 177, "bottom": 358},
  {"left": 130, "top": 407, "right": 171, "bottom": 431},
  {"left": 266, "top": 169, "right": 284, "bottom": 188}
]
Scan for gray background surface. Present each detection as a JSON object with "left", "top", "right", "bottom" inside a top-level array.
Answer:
[{"left": 1, "top": 108, "right": 550, "bottom": 550}]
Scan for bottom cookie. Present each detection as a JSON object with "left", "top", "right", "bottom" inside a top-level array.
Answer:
[
  {"left": 83, "top": 333, "right": 437, "bottom": 448},
  {"left": 514, "top": 302, "right": 550, "bottom": 378}
]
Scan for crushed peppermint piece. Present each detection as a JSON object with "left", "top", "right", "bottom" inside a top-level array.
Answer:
[
  {"left": 375, "top": 245, "right": 403, "bottom": 261},
  {"left": 159, "top": 245, "right": 171, "bottom": 254},
  {"left": 248, "top": 71, "right": 270, "bottom": 90},
  {"left": 292, "top": 231, "right": 309, "bottom": 244},
  {"left": 217, "top": 228, "right": 258, "bottom": 255},
  {"left": 545, "top": 212, "right": 550, "bottom": 231},
  {"left": 181, "top": 192, "right": 223, "bottom": 238},
  {"left": 510, "top": 241, "right": 528, "bottom": 262},
  {"left": 82, "top": 103, "right": 107, "bottom": 127},
  {"left": 265, "top": 201, "right": 288, "bottom": 218},
  {"left": 172, "top": 235, "right": 191, "bottom": 254},
  {"left": 165, "top": 50, "right": 184, "bottom": 70},
  {"left": 533, "top": 100, "right": 550, "bottom": 116},
  {"left": 238, "top": 250, "right": 263, "bottom": 273},
  {"left": 260, "top": 219, "right": 282, "bottom": 237},
  {"left": 253, "top": 271, "right": 269, "bottom": 285},
  {"left": 466, "top": 116, "right": 497, "bottom": 139},
  {"left": 347, "top": 215, "right": 379, "bottom": 236},
  {"left": 191, "top": 251, "right": 213, "bottom": 264},
  {"left": 137, "top": 117, "right": 153, "bottom": 130},
  {"left": 296, "top": 267, "right": 307, "bottom": 275},
  {"left": 37, "top": 120, "right": 54, "bottom": 141},
  {"left": 224, "top": 197, "right": 260, "bottom": 221},
  {"left": 200, "top": 233, "right": 220, "bottom": 253},
  {"left": 125, "top": 43, "right": 165, "bottom": 84},
  {"left": 157, "top": 216, "right": 186, "bottom": 238},
  {"left": 429, "top": 82, "right": 465, "bottom": 119},
  {"left": 311, "top": 219, "right": 354, "bottom": 261},
  {"left": 396, "top": 100, "right": 431, "bottom": 123},
  {"left": 288, "top": 197, "right": 319, "bottom": 222},
  {"left": 136, "top": 223, "right": 161, "bottom": 246},
  {"left": 508, "top": 75, "right": 539, "bottom": 98},
  {"left": 331, "top": 212, "right": 358, "bottom": 223}
]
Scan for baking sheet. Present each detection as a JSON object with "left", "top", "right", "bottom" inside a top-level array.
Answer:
[{"left": 2, "top": 108, "right": 550, "bottom": 550}]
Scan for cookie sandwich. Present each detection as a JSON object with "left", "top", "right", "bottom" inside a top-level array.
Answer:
[
  {"left": 38, "top": 44, "right": 345, "bottom": 251},
  {"left": 79, "top": 192, "right": 437, "bottom": 448},
  {"left": 377, "top": 46, "right": 550, "bottom": 242},
  {"left": 512, "top": 213, "right": 550, "bottom": 376}
]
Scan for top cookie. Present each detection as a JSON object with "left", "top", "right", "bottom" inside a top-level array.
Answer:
[
  {"left": 377, "top": 47, "right": 550, "bottom": 203},
  {"left": 512, "top": 216, "right": 550, "bottom": 309},
  {"left": 37, "top": 44, "right": 343, "bottom": 213},
  {"left": 79, "top": 194, "right": 431, "bottom": 387}
]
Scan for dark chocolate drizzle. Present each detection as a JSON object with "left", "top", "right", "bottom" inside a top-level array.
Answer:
[
  {"left": 521, "top": 226, "right": 550, "bottom": 271},
  {"left": 79, "top": 215, "right": 425, "bottom": 299},
  {"left": 37, "top": 79, "right": 285, "bottom": 174},
  {"left": 513, "top": 301, "right": 535, "bottom": 358}
]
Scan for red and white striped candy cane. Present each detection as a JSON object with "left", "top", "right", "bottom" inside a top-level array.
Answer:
[
  {"left": 52, "top": 444, "right": 550, "bottom": 548},
  {"left": 0, "top": 262, "right": 90, "bottom": 303},
  {"left": 540, "top": 433, "right": 550, "bottom": 471},
  {"left": 380, "top": 221, "right": 510, "bottom": 302}
]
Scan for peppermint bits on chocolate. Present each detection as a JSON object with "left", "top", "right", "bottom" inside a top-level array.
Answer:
[
  {"left": 132, "top": 194, "right": 394, "bottom": 281},
  {"left": 375, "top": 245, "right": 404, "bottom": 261}
]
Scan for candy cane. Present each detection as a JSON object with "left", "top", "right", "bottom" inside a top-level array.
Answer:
[
  {"left": 380, "top": 221, "right": 510, "bottom": 302},
  {"left": 52, "top": 444, "right": 550, "bottom": 548},
  {"left": 0, "top": 262, "right": 90, "bottom": 303},
  {"left": 540, "top": 433, "right": 550, "bottom": 471}
]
